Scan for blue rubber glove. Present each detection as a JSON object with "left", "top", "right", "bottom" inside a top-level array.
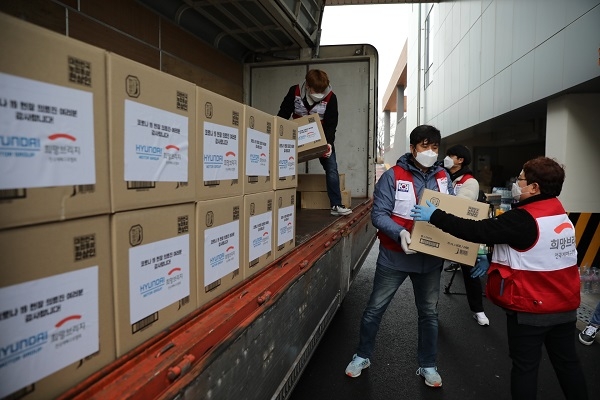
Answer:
[
  {"left": 471, "top": 255, "right": 490, "bottom": 278},
  {"left": 410, "top": 200, "right": 437, "bottom": 222}
]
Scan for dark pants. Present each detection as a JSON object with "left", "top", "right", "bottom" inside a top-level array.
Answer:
[
  {"left": 506, "top": 313, "right": 588, "bottom": 400},
  {"left": 460, "top": 264, "right": 484, "bottom": 313}
]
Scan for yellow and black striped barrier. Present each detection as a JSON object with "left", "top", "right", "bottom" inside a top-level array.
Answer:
[{"left": 568, "top": 212, "right": 600, "bottom": 268}]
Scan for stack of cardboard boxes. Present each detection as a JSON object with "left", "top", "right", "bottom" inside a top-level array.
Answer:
[
  {"left": 297, "top": 173, "right": 351, "bottom": 210},
  {"left": 0, "top": 14, "right": 331, "bottom": 399},
  {"left": 0, "top": 15, "right": 116, "bottom": 399}
]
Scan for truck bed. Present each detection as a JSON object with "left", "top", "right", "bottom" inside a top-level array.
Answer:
[
  {"left": 295, "top": 197, "right": 368, "bottom": 245},
  {"left": 60, "top": 197, "right": 376, "bottom": 400}
]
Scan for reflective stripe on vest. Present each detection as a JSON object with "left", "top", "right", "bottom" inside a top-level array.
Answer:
[
  {"left": 377, "top": 165, "right": 450, "bottom": 253},
  {"left": 486, "top": 197, "right": 580, "bottom": 313}
]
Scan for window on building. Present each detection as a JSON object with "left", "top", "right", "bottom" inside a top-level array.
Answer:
[{"left": 424, "top": 5, "right": 434, "bottom": 89}]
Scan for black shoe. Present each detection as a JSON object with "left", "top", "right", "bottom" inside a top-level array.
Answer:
[
  {"left": 579, "top": 324, "right": 598, "bottom": 345},
  {"left": 444, "top": 263, "right": 460, "bottom": 272}
]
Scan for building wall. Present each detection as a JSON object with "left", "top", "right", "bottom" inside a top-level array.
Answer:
[
  {"left": 0, "top": 0, "right": 245, "bottom": 102},
  {"left": 406, "top": 0, "right": 600, "bottom": 137},
  {"left": 547, "top": 94, "right": 600, "bottom": 213},
  {"left": 403, "top": 0, "right": 600, "bottom": 267}
]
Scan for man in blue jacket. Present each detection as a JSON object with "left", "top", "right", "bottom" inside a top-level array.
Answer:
[{"left": 345, "top": 125, "right": 453, "bottom": 388}]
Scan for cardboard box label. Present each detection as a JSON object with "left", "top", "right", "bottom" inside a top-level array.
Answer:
[
  {"left": 245, "top": 128, "right": 270, "bottom": 176},
  {"left": 297, "top": 118, "right": 323, "bottom": 146},
  {"left": 204, "top": 220, "right": 240, "bottom": 286},
  {"left": 0, "top": 72, "right": 96, "bottom": 190},
  {"left": 128, "top": 234, "right": 190, "bottom": 324},
  {"left": 124, "top": 99, "right": 188, "bottom": 182},
  {"left": 0, "top": 266, "right": 99, "bottom": 398},
  {"left": 277, "top": 204, "right": 295, "bottom": 246},
  {"left": 203, "top": 120, "right": 239, "bottom": 181},
  {"left": 278, "top": 138, "right": 296, "bottom": 178},
  {"left": 249, "top": 211, "right": 272, "bottom": 261}
]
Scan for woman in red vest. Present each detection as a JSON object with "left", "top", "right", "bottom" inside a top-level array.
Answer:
[{"left": 411, "top": 156, "right": 588, "bottom": 399}]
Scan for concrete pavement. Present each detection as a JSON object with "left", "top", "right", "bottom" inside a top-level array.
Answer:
[{"left": 290, "top": 241, "right": 600, "bottom": 400}]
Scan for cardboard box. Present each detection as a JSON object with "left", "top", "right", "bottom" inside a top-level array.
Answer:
[
  {"left": 107, "top": 53, "right": 196, "bottom": 213},
  {"left": 272, "top": 116, "right": 298, "bottom": 190},
  {"left": 300, "top": 190, "right": 352, "bottom": 210},
  {"left": 0, "top": 216, "right": 115, "bottom": 400},
  {"left": 111, "top": 203, "right": 197, "bottom": 356},
  {"left": 274, "top": 189, "right": 296, "bottom": 259},
  {"left": 243, "top": 105, "right": 273, "bottom": 194},
  {"left": 195, "top": 196, "right": 244, "bottom": 308},
  {"left": 297, "top": 173, "right": 345, "bottom": 192},
  {"left": 295, "top": 114, "right": 329, "bottom": 163},
  {"left": 196, "top": 87, "right": 244, "bottom": 201},
  {"left": 243, "top": 191, "right": 275, "bottom": 279},
  {"left": 409, "top": 189, "right": 490, "bottom": 265},
  {"left": 0, "top": 13, "right": 110, "bottom": 229}
]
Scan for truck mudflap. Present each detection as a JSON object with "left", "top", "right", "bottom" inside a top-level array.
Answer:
[{"left": 59, "top": 200, "right": 375, "bottom": 400}]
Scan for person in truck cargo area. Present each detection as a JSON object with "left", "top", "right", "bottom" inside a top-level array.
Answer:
[
  {"left": 411, "top": 156, "right": 589, "bottom": 399},
  {"left": 345, "top": 124, "right": 453, "bottom": 388},
  {"left": 277, "top": 69, "right": 352, "bottom": 217},
  {"left": 442, "top": 144, "right": 490, "bottom": 326}
]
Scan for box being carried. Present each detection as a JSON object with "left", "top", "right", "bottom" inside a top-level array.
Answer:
[
  {"left": 295, "top": 114, "right": 329, "bottom": 163},
  {"left": 409, "top": 189, "right": 490, "bottom": 265}
]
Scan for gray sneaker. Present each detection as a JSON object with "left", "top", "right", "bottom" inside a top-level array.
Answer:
[
  {"left": 416, "top": 367, "right": 442, "bottom": 387},
  {"left": 345, "top": 354, "right": 370, "bottom": 377},
  {"left": 331, "top": 205, "right": 352, "bottom": 216}
]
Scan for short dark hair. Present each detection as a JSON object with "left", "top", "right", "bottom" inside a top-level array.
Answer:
[
  {"left": 409, "top": 125, "right": 441, "bottom": 147},
  {"left": 522, "top": 156, "right": 565, "bottom": 197},
  {"left": 446, "top": 144, "right": 472, "bottom": 166}
]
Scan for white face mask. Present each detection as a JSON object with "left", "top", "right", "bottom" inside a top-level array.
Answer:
[
  {"left": 415, "top": 149, "right": 438, "bottom": 168},
  {"left": 309, "top": 92, "right": 325, "bottom": 102},
  {"left": 443, "top": 156, "right": 454, "bottom": 170},
  {"left": 511, "top": 182, "right": 530, "bottom": 200}
]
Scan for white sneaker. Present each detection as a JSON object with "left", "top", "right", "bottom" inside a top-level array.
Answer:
[
  {"left": 473, "top": 312, "right": 490, "bottom": 326},
  {"left": 331, "top": 205, "right": 352, "bottom": 216},
  {"left": 345, "top": 354, "right": 370, "bottom": 377}
]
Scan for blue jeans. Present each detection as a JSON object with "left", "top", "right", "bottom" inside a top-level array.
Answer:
[
  {"left": 356, "top": 263, "right": 441, "bottom": 367},
  {"left": 591, "top": 301, "right": 600, "bottom": 326},
  {"left": 319, "top": 149, "right": 342, "bottom": 207}
]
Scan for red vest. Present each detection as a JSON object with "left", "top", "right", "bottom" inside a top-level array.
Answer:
[
  {"left": 454, "top": 173, "right": 473, "bottom": 191},
  {"left": 486, "top": 197, "right": 580, "bottom": 313},
  {"left": 377, "top": 165, "right": 449, "bottom": 253},
  {"left": 291, "top": 84, "right": 333, "bottom": 120}
]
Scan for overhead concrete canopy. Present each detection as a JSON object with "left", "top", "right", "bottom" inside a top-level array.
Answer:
[{"left": 382, "top": 39, "right": 407, "bottom": 113}]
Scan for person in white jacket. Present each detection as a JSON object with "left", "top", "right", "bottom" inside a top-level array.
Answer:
[{"left": 443, "top": 144, "right": 490, "bottom": 326}]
